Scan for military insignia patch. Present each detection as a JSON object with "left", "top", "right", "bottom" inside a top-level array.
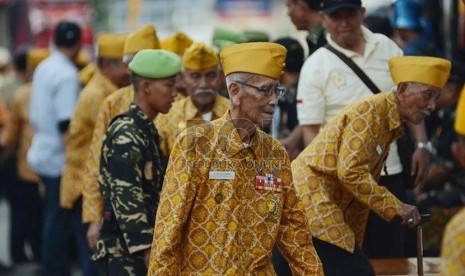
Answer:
[{"left": 265, "top": 197, "right": 279, "bottom": 223}]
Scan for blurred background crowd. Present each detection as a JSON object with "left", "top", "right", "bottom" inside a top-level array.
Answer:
[{"left": 0, "top": 0, "right": 465, "bottom": 275}]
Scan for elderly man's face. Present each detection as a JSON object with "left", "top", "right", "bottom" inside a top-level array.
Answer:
[
  {"left": 321, "top": 8, "right": 365, "bottom": 48},
  {"left": 182, "top": 66, "right": 220, "bottom": 109},
  {"left": 397, "top": 82, "right": 441, "bottom": 124},
  {"left": 232, "top": 74, "right": 280, "bottom": 127}
]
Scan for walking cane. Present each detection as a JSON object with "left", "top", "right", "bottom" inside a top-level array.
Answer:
[{"left": 408, "top": 214, "right": 431, "bottom": 276}]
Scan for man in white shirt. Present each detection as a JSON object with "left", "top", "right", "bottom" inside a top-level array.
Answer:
[{"left": 28, "top": 21, "right": 97, "bottom": 276}]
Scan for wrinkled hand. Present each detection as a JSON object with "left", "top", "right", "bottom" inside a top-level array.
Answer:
[
  {"left": 397, "top": 203, "right": 421, "bottom": 228},
  {"left": 144, "top": 248, "right": 151, "bottom": 268},
  {"left": 87, "top": 221, "right": 102, "bottom": 251},
  {"left": 411, "top": 148, "right": 429, "bottom": 187}
]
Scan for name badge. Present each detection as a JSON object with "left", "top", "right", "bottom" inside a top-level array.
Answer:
[
  {"left": 376, "top": 145, "right": 383, "bottom": 155},
  {"left": 209, "top": 171, "right": 235, "bottom": 180}
]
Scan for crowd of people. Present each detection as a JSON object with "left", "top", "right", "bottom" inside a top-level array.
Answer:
[{"left": 0, "top": 0, "right": 464, "bottom": 275}]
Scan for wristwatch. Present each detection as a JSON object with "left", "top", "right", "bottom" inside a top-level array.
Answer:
[{"left": 416, "top": 141, "right": 432, "bottom": 153}]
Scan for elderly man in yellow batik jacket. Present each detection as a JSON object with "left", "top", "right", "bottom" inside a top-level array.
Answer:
[
  {"left": 292, "top": 56, "right": 451, "bottom": 276},
  {"left": 81, "top": 24, "right": 161, "bottom": 249},
  {"left": 60, "top": 33, "right": 129, "bottom": 250},
  {"left": 155, "top": 42, "right": 230, "bottom": 157},
  {"left": 148, "top": 42, "right": 323, "bottom": 275}
]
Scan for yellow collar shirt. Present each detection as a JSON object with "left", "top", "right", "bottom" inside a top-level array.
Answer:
[
  {"left": 61, "top": 70, "right": 117, "bottom": 209},
  {"left": 149, "top": 113, "right": 323, "bottom": 275},
  {"left": 154, "top": 95, "right": 230, "bottom": 157},
  {"left": 82, "top": 85, "right": 133, "bottom": 223},
  {"left": 292, "top": 92, "right": 404, "bottom": 253}
]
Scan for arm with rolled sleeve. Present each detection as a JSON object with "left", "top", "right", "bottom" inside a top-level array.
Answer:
[
  {"left": 148, "top": 132, "right": 197, "bottom": 275},
  {"left": 276, "top": 158, "right": 324, "bottom": 275},
  {"left": 336, "top": 111, "right": 403, "bottom": 221}
]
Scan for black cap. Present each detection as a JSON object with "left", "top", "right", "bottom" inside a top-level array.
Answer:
[
  {"left": 273, "top": 37, "right": 304, "bottom": 73},
  {"left": 320, "top": 0, "right": 362, "bottom": 14},
  {"left": 54, "top": 21, "right": 81, "bottom": 47}
]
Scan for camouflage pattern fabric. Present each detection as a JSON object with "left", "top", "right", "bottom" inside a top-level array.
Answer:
[{"left": 93, "top": 104, "right": 166, "bottom": 275}]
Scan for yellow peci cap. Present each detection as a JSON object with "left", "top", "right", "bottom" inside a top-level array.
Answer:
[
  {"left": 123, "top": 25, "right": 160, "bottom": 55},
  {"left": 74, "top": 50, "right": 91, "bottom": 69},
  {"left": 129, "top": 49, "right": 181, "bottom": 79},
  {"left": 389, "top": 56, "right": 451, "bottom": 89},
  {"left": 182, "top": 42, "right": 218, "bottom": 71},
  {"left": 160, "top": 32, "right": 194, "bottom": 55},
  {"left": 220, "top": 42, "right": 287, "bottom": 79},
  {"left": 27, "top": 48, "right": 50, "bottom": 70},
  {"left": 97, "top": 33, "right": 127, "bottom": 59}
]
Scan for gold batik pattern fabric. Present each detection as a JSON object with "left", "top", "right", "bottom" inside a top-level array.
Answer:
[
  {"left": 154, "top": 95, "right": 230, "bottom": 157},
  {"left": 149, "top": 112, "right": 323, "bottom": 276},
  {"left": 1, "top": 84, "right": 39, "bottom": 183},
  {"left": 61, "top": 70, "right": 117, "bottom": 209},
  {"left": 81, "top": 85, "right": 133, "bottom": 223},
  {"left": 292, "top": 92, "right": 404, "bottom": 253},
  {"left": 440, "top": 208, "right": 465, "bottom": 276}
]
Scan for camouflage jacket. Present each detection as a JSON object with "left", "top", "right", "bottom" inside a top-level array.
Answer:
[{"left": 97, "top": 104, "right": 166, "bottom": 256}]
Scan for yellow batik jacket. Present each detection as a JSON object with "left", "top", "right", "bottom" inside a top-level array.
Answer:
[
  {"left": 441, "top": 208, "right": 465, "bottom": 276},
  {"left": 82, "top": 85, "right": 133, "bottom": 223},
  {"left": 149, "top": 112, "right": 323, "bottom": 275},
  {"left": 292, "top": 92, "right": 404, "bottom": 253},
  {"left": 60, "top": 70, "right": 118, "bottom": 209},
  {"left": 1, "top": 84, "right": 39, "bottom": 183},
  {"left": 155, "top": 95, "right": 230, "bottom": 157}
]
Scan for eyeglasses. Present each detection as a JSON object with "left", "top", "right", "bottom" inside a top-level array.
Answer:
[{"left": 236, "top": 81, "right": 286, "bottom": 98}]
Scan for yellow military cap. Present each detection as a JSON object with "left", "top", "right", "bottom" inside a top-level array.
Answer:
[
  {"left": 129, "top": 49, "right": 181, "bottom": 79},
  {"left": 160, "top": 32, "right": 194, "bottom": 55},
  {"left": 97, "top": 33, "right": 126, "bottom": 59},
  {"left": 220, "top": 42, "right": 287, "bottom": 79},
  {"left": 27, "top": 48, "right": 50, "bottom": 70},
  {"left": 389, "top": 56, "right": 451, "bottom": 89},
  {"left": 74, "top": 50, "right": 91, "bottom": 69},
  {"left": 123, "top": 25, "right": 160, "bottom": 55},
  {"left": 182, "top": 42, "right": 218, "bottom": 71}
]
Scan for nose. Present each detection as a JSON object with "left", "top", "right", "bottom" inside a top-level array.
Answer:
[
  {"left": 268, "top": 92, "right": 278, "bottom": 105},
  {"left": 427, "top": 96, "right": 438, "bottom": 111}
]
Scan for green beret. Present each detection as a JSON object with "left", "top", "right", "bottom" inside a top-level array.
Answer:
[
  {"left": 212, "top": 27, "right": 247, "bottom": 44},
  {"left": 128, "top": 49, "right": 181, "bottom": 79},
  {"left": 243, "top": 30, "right": 270, "bottom": 42}
]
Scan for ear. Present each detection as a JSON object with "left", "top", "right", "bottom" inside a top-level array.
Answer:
[
  {"left": 140, "top": 79, "right": 151, "bottom": 95},
  {"left": 228, "top": 82, "right": 241, "bottom": 107},
  {"left": 396, "top": 82, "right": 408, "bottom": 102}
]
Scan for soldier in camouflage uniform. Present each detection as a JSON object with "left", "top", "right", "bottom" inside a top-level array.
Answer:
[{"left": 93, "top": 49, "right": 181, "bottom": 275}]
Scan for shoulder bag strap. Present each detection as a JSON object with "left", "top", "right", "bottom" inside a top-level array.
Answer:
[{"left": 324, "top": 44, "right": 381, "bottom": 94}]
